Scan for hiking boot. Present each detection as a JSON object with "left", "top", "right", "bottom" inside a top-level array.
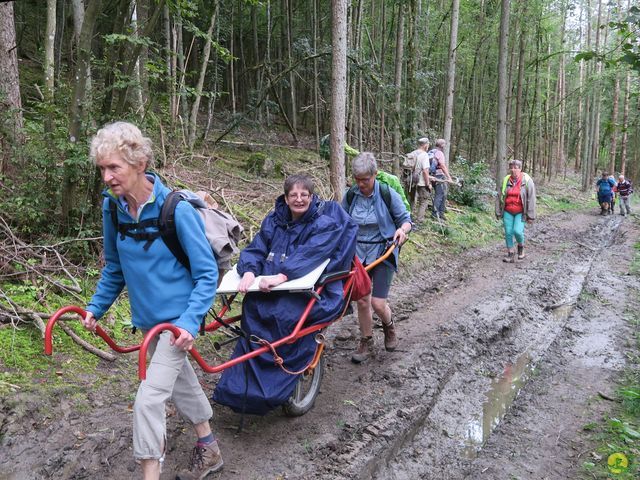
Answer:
[
  {"left": 502, "top": 251, "right": 515, "bottom": 263},
  {"left": 381, "top": 320, "right": 398, "bottom": 351},
  {"left": 175, "top": 441, "right": 224, "bottom": 480},
  {"left": 351, "top": 337, "right": 374, "bottom": 364},
  {"left": 517, "top": 245, "right": 525, "bottom": 260}
]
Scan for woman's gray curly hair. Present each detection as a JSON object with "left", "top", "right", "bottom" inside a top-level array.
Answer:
[
  {"left": 90, "top": 121, "right": 154, "bottom": 169},
  {"left": 351, "top": 152, "right": 377, "bottom": 177}
]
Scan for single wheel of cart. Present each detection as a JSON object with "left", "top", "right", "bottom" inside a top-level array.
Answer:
[{"left": 282, "top": 354, "right": 325, "bottom": 416}]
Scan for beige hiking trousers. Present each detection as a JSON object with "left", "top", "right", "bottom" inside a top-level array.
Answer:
[{"left": 133, "top": 331, "right": 213, "bottom": 460}]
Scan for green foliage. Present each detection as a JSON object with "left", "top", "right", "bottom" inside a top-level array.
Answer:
[
  {"left": 245, "top": 152, "right": 269, "bottom": 175},
  {"left": 1, "top": 112, "right": 96, "bottom": 237},
  {"left": 620, "top": 387, "right": 640, "bottom": 415},
  {"left": 448, "top": 156, "right": 495, "bottom": 209}
]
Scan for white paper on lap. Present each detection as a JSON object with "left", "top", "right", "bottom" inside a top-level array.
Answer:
[{"left": 217, "top": 259, "right": 331, "bottom": 294}]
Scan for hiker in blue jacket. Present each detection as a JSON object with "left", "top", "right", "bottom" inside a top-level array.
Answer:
[
  {"left": 82, "top": 122, "right": 223, "bottom": 480},
  {"left": 213, "top": 174, "right": 358, "bottom": 415},
  {"left": 596, "top": 171, "right": 616, "bottom": 215},
  {"left": 342, "top": 152, "right": 412, "bottom": 363}
]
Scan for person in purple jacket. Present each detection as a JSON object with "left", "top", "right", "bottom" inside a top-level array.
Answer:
[{"left": 82, "top": 122, "right": 222, "bottom": 480}]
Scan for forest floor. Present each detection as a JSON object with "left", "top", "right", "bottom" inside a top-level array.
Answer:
[{"left": 1, "top": 183, "right": 639, "bottom": 479}]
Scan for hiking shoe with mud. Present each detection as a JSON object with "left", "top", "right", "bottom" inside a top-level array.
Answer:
[
  {"left": 381, "top": 320, "right": 398, "bottom": 351},
  {"left": 351, "top": 336, "right": 374, "bottom": 363},
  {"left": 175, "top": 441, "right": 223, "bottom": 480}
]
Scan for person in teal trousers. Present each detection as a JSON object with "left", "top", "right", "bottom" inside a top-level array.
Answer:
[{"left": 495, "top": 159, "right": 536, "bottom": 263}]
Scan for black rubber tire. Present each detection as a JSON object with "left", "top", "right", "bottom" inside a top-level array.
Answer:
[{"left": 282, "top": 355, "right": 325, "bottom": 417}]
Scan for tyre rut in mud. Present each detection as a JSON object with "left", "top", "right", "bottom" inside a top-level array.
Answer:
[{"left": 303, "top": 213, "right": 626, "bottom": 480}]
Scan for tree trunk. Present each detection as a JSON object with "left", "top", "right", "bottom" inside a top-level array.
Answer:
[
  {"left": 286, "top": 0, "right": 297, "bottom": 136},
  {"left": 403, "top": 0, "right": 418, "bottom": 140},
  {"left": 130, "top": 2, "right": 144, "bottom": 114},
  {"left": 313, "top": 0, "right": 320, "bottom": 150},
  {"left": 443, "top": 0, "right": 459, "bottom": 165},
  {"left": 391, "top": 3, "right": 405, "bottom": 174},
  {"left": 229, "top": 2, "right": 236, "bottom": 116},
  {"left": 164, "top": 5, "right": 176, "bottom": 126},
  {"left": 619, "top": 71, "right": 630, "bottom": 175},
  {"left": 137, "top": 0, "right": 149, "bottom": 107},
  {"left": 574, "top": 4, "right": 585, "bottom": 172},
  {"left": 495, "top": 0, "right": 510, "bottom": 189},
  {"left": 513, "top": 4, "right": 527, "bottom": 161},
  {"left": 113, "top": 0, "right": 164, "bottom": 117},
  {"left": 64, "top": 0, "right": 102, "bottom": 225},
  {"left": 44, "top": 0, "right": 56, "bottom": 133},
  {"left": 0, "top": 1, "right": 24, "bottom": 180},
  {"left": 377, "top": 0, "right": 386, "bottom": 153},
  {"left": 188, "top": 3, "right": 218, "bottom": 149},
  {"left": 330, "top": 0, "right": 348, "bottom": 200},
  {"left": 100, "top": 0, "right": 129, "bottom": 119}
]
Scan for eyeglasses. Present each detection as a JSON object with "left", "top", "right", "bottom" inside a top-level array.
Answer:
[
  {"left": 354, "top": 176, "right": 374, "bottom": 183},
  {"left": 287, "top": 192, "right": 310, "bottom": 200}
]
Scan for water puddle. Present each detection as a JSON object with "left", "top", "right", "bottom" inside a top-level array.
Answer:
[
  {"left": 461, "top": 351, "right": 536, "bottom": 458},
  {"left": 460, "top": 302, "right": 577, "bottom": 458}
]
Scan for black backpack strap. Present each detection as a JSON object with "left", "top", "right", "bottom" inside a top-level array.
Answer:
[
  {"left": 345, "top": 185, "right": 358, "bottom": 213},
  {"left": 159, "top": 191, "right": 191, "bottom": 271},
  {"left": 379, "top": 183, "right": 391, "bottom": 211},
  {"left": 109, "top": 200, "right": 119, "bottom": 237}
]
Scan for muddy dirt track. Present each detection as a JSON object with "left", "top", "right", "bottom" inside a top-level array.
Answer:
[{"left": 1, "top": 209, "right": 638, "bottom": 480}]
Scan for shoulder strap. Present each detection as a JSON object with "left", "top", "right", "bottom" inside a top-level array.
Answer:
[
  {"left": 159, "top": 191, "right": 191, "bottom": 271},
  {"left": 109, "top": 200, "right": 118, "bottom": 230},
  {"left": 346, "top": 185, "right": 358, "bottom": 212},
  {"left": 380, "top": 182, "right": 392, "bottom": 211}
]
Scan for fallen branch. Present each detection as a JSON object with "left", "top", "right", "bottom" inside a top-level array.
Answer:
[
  {"left": 597, "top": 391, "right": 617, "bottom": 402},
  {"left": 28, "top": 312, "right": 46, "bottom": 337},
  {"left": 0, "top": 379, "right": 20, "bottom": 390},
  {"left": 57, "top": 321, "right": 117, "bottom": 361}
]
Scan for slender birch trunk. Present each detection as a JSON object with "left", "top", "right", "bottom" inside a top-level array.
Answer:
[{"left": 495, "top": 0, "right": 510, "bottom": 189}]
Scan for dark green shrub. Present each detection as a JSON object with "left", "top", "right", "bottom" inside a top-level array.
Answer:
[{"left": 448, "top": 156, "right": 496, "bottom": 210}]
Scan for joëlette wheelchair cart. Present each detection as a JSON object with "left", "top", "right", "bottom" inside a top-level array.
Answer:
[{"left": 44, "top": 243, "right": 396, "bottom": 417}]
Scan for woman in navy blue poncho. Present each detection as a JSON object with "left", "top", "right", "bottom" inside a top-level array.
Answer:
[{"left": 213, "top": 174, "right": 358, "bottom": 415}]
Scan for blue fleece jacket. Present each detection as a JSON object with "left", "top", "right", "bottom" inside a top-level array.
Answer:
[{"left": 86, "top": 174, "right": 218, "bottom": 337}]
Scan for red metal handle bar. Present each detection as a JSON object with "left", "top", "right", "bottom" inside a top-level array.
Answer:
[
  {"left": 138, "top": 246, "right": 397, "bottom": 380},
  {"left": 138, "top": 285, "right": 326, "bottom": 380},
  {"left": 45, "top": 305, "right": 141, "bottom": 355}
]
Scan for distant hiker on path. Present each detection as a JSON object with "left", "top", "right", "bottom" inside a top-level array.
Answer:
[
  {"left": 342, "top": 152, "right": 412, "bottom": 363},
  {"left": 496, "top": 159, "right": 536, "bottom": 263},
  {"left": 616, "top": 174, "right": 633, "bottom": 216},
  {"left": 82, "top": 122, "right": 223, "bottom": 480},
  {"left": 596, "top": 171, "right": 616, "bottom": 215},
  {"left": 431, "top": 139, "right": 453, "bottom": 221},
  {"left": 406, "top": 137, "right": 433, "bottom": 223}
]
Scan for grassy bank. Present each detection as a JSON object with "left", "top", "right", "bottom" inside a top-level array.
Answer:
[{"left": 581, "top": 231, "right": 640, "bottom": 479}]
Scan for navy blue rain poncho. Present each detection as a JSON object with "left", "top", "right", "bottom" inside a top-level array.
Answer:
[{"left": 213, "top": 194, "right": 358, "bottom": 415}]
